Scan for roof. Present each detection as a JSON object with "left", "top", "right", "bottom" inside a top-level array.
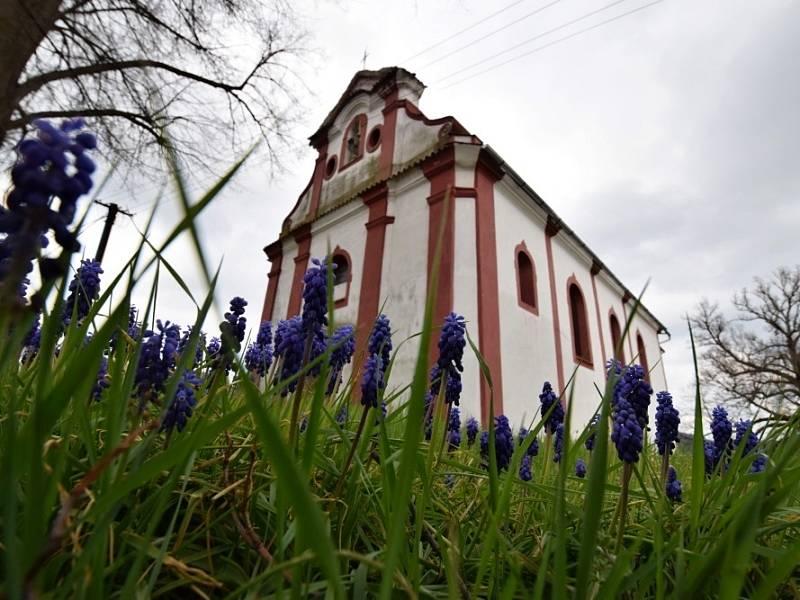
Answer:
[
  {"left": 482, "top": 144, "right": 669, "bottom": 335},
  {"left": 308, "top": 67, "right": 424, "bottom": 148}
]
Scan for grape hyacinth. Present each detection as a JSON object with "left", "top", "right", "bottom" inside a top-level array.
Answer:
[
  {"left": 666, "top": 466, "right": 682, "bottom": 502},
  {"left": 160, "top": 370, "right": 202, "bottom": 433},
  {"left": 244, "top": 321, "right": 273, "bottom": 377},
  {"left": 206, "top": 337, "right": 221, "bottom": 361},
  {"left": 327, "top": 324, "right": 355, "bottom": 394},
  {"left": 92, "top": 355, "right": 110, "bottom": 401},
  {"left": 466, "top": 416, "right": 479, "bottom": 447},
  {"left": 703, "top": 440, "right": 716, "bottom": 476},
  {"left": 218, "top": 297, "right": 247, "bottom": 370},
  {"left": 135, "top": 320, "right": 181, "bottom": 401},
  {"left": 436, "top": 312, "right": 466, "bottom": 385},
  {"left": 178, "top": 326, "right": 205, "bottom": 369},
  {"left": 480, "top": 415, "right": 514, "bottom": 471},
  {"left": 519, "top": 454, "right": 533, "bottom": 482},
  {"left": 301, "top": 258, "right": 330, "bottom": 337},
  {"left": 575, "top": 458, "right": 587, "bottom": 478},
  {"left": 22, "top": 313, "right": 41, "bottom": 362},
  {"left": 360, "top": 353, "right": 383, "bottom": 409},
  {"left": 127, "top": 305, "right": 140, "bottom": 340},
  {"left": 448, "top": 406, "right": 462, "bottom": 450},
  {"left": 308, "top": 329, "right": 328, "bottom": 377},
  {"left": 1, "top": 119, "right": 97, "bottom": 300},
  {"left": 274, "top": 316, "right": 304, "bottom": 394},
  {"left": 655, "top": 391, "right": 680, "bottom": 456},
  {"left": 335, "top": 404, "right": 348, "bottom": 427},
  {"left": 585, "top": 413, "right": 600, "bottom": 451},
  {"left": 539, "top": 381, "right": 564, "bottom": 434},
  {"left": 553, "top": 423, "right": 565, "bottom": 463},
  {"left": 518, "top": 426, "right": 539, "bottom": 457},
  {"left": 63, "top": 259, "right": 103, "bottom": 325},
  {"left": 734, "top": 419, "right": 758, "bottom": 455},
  {"left": 368, "top": 314, "right": 392, "bottom": 374},
  {"left": 611, "top": 396, "right": 644, "bottom": 463},
  {"left": 751, "top": 454, "right": 767, "bottom": 473},
  {"left": 710, "top": 405, "right": 733, "bottom": 468},
  {"left": 613, "top": 363, "right": 652, "bottom": 430}
]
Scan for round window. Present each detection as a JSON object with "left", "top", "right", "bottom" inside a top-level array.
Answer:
[
  {"left": 324, "top": 155, "right": 337, "bottom": 179},
  {"left": 366, "top": 125, "right": 382, "bottom": 152}
]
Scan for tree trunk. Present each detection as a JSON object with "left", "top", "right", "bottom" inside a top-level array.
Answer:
[{"left": 0, "top": 0, "right": 62, "bottom": 146}]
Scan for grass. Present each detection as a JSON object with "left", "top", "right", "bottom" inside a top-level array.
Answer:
[{"left": 1, "top": 156, "right": 799, "bottom": 599}]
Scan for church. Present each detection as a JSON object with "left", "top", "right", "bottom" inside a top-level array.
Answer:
[{"left": 259, "top": 67, "right": 669, "bottom": 430}]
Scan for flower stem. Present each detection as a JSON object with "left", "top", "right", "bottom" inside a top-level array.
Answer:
[
  {"left": 334, "top": 406, "right": 369, "bottom": 497},
  {"left": 616, "top": 462, "right": 634, "bottom": 551},
  {"left": 287, "top": 335, "right": 313, "bottom": 449}
]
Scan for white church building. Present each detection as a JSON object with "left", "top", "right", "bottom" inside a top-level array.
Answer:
[{"left": 259, "top": 67, "right": 669, "bottom": 429}]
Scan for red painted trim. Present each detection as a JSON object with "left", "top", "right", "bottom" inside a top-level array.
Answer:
[
  {"left": 323, "top": 154, "right": 337, "bottom": 180},
  {"left": 514, "top": 241, "right": 539, "bottom": 315},
  {"left": 286, "top": 224, "right": 312, "bottom": 318},
  {"left": 391, "top": 98, "right": 471, "bottom": 136},
  {"left": 308, "top": 141, "right": 329, "bottom": 220},
  {"left": 475, "top": 152, "right": 504, "bottom": 422},
  {"left": 331, "top": 245, "right": 352, "bottom": 309},
  {"left": 608, "top": 308, "right": 625, "bottom": 363},
  {"left": 590, "top": 267, "right": 607, "bottom": 370},
  {"left": 621, "top": 296, "right": 635, "bottom": 359},
  {"left": 635, "top": 330, "right": 650, "bottom": 382},
  {"left": 567, "top": 275, "right": 594, "bottom": 369},
  {"left": 422, "top": 147, "right": 457, "bottom": 367},
  {"left": 366, "top": 124, "right": 382, "bottom": 153},
  {"left": 544, "top": 218, "right": 566, "bottom": 393},
  {"left": 261, "top": 241, "right": 282, "bottom": 322},
  {"left": 339, "top": 113, "right": 368, "bottom": 172},
  {"left": 353, "top": 183, "right": 393, "bottom": 398}
]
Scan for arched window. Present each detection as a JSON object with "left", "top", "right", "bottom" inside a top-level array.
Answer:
[
  {"left": 568, "top": 279, "right": 592, "bottom": 366},
  {"left": 636, "top": 333, "right": 650, "bottom": 382},
  {"left": 515, "top": 243, "right": 538, "bottom": 314},
  {"left": 340, "top": 114, "right": 367, "bottom": 169},
  {"left": 609, "top": 312, "right": 624, "bottom": 363},
  {"left": 331, "top": 249, "right": 352, "bottom": 308}
]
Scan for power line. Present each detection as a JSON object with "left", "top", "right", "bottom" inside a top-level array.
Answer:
[
  {"left": 402, "top": 0, "right": 531, "bottom": 63},
  {"left": 435, "top": 0, "right": 631, "bottom": 85},
  {"left": 420, "top": 0, "right": 565, "bottom": 70},
  {"left": 439, "top": 0, "right": 665, "bottom": 90}
]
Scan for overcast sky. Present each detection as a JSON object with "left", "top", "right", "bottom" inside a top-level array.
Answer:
[{"left": 75, "top": 0, "right": 800, "bottom": 430}]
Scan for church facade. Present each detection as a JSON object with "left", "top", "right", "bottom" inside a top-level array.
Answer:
[{"left": 259, "top": 67, "right": 669, "bottom": 430}]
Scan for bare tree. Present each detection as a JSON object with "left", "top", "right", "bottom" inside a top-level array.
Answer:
[
  {"left": 691, "top": 266, "right": 800, "bottom": 422},
  {"left": 0, "top": 0, "right": 308, "bottom": 171}
]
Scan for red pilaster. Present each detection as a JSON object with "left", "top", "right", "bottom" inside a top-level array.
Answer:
[
  {"left": 260, "top": 240, "right": 283, "bottom": 322},
  {"left": 286, "top": 224, "right": 312, "bottom": 318},
  {"left": 378, "top": 85, "right": 400, "bottom": 181},
  {"left": 590, "top": 261, "right": 608, "bottom": 370},
  {"left": 354, "top": 184, "right": 394, "bottom": 382},
  {"left": 422, "top": 147, "right": 456, "bottom": 366},
  {"left": 474, "top": 150, "right": 505, "bottom": 422},
  {"left": 545, "top": 217, "right": 566, "bottom": 394},
  {"left": 307, "top": 141, "right": 329, "bottom": 219}
]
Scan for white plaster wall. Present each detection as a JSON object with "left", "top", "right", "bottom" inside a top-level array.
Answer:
[
  {"left": 270, "top": 238, "right": 297, "bottom": 322},
  {"left": 452, "top": 195, "right": 481, "bottom": 421},
  {"left": 307, "top": 202, "right": 369, "bottom": 328},
  {"left": 380, "top": 169, "right": 430, "bottom": 396},
  {"left": 493, "top": 180, "right": 558, "bottom": 429},
  {"left": 550, "top": 235, "right": 607, "bottom": 431},
  {"left": 393, "top": 110, "right": 441, "bottom": 167},
  {"left": 319, "top": 97, "right": 385, "bottom": 213},
  {"left": 594, "top": 273, "right": 630, "bottom": 366}
]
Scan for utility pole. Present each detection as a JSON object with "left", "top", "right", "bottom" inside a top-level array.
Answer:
[{"left": 94, "top": 200, "right": 133, "bottom": 263}]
